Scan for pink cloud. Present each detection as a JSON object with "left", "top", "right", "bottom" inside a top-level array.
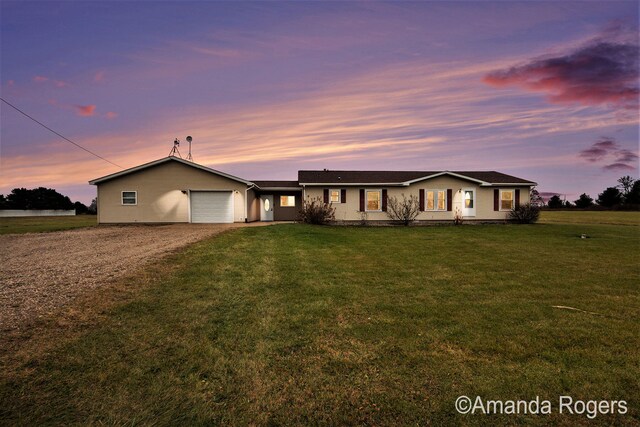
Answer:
[
  {"left": 104, "top": 111, "right": 118, "bottom": 119},
  {"left": 483, "top": 28, "right": 639, "bottom": 110},
  {"left": 7, "top": 80, "right": 15, "bottom": 87},
  {"left": 94, "top": 71, "right": 105, "bottom": 82},
  {"left": 75, "top": 105, "right": 97, "bottom": 117},
  {"left": 33, "top": 75, "right": 49, "bottom": 83},
  {"left": 54, "top": 80, "right": 69, "bottom": 88}
]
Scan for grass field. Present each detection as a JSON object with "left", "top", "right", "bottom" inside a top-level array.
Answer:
[
  {"left": 0, "top": 215, "right": 97, "bottom": 235},
  {"left": 540, "top": 210, "right": 640, "bottom": 226},
  {"left": 1, "top": 215, "right": 639, "bottom": 425}
]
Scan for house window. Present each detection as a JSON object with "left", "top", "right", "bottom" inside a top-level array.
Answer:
[
  {"left": 122, "top": 191, "right": 137, "bottom": 205},
  {"left": 425, "top": 190, "right": 446, "bottom": 211},
  {"left": 500, "top": 190, "right": 514, "bottom": 210},
  {"left": 330, "top": 189, "right": 341, "bottom": 203},
  {"left": 280, "top": 195, "right": 295, "bottom": 207},
  {"left": 464, "top": 190, "right": 474, "bottom": 208},
  {"left": 366, "top": 190, "right": 381, "bottom": 211}
]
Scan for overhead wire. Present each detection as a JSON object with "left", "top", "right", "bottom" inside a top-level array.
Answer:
[{"left": 0, "top": 97, "right": 123, "bottom": 169}]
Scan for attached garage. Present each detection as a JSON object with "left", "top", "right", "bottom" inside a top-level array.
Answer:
[{"left": 190, "top": 191, "right": 234, "bottom": 223}]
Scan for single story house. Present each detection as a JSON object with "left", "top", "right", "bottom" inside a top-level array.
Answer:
[{"left": 89, "top": 156, "right": 536, "bottom": 224}]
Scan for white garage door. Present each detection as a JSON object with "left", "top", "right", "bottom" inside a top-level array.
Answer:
[{"left": 190, "top": 191, "right": 234, "bottom": 223}]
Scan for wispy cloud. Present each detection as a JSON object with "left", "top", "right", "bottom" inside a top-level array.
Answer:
[
  {"left": 602, "top": 162, "right": 636, "bottom": 171},
  {"left": 483, "top": 23, "right": 639, "bottom": 110},
  {"left": 32, "top": 75, "right": 69, "bottom": 87},
  {"left": 104, "top": 111, "right": 118, "bottom": 119}
]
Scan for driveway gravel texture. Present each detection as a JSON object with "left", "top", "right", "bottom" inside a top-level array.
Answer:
[{"left": 0, "top": 223, "right": 261, "bottom": 332}]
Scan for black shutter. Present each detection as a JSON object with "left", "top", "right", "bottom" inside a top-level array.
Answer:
[
  {"left": 382, "top": 189, "right": 387, "bottom": 212},
  {"left": 359, "top": 189, "right": 365, "bottom": 211},
  {"left": 323, "top": 188, "right": 329, "bottom": 204},
  {"left": 447, "top": 189, "right": 453, "bottom": 211},
  {"left": 341, "top": 188, "right": 346, "bottom": 204},
  {"left": 494, "top": 189, "right": 499, "bottom": 211},
  {"left": 419, "top": 189, "right": 425, "bottom": 211},
  {"left": 515, "top": 189, "right": 520, "bottom": 208}
]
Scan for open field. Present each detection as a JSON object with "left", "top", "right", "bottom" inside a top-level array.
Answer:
[
  {"left": 539, "top": 210, "right": 640, "bottom": 226},
  {"left": 1, "top": 217, "right": 638, "bottom": 425},
  {"left": 0, "top": 215, "right": 97, "bottom": 235}
]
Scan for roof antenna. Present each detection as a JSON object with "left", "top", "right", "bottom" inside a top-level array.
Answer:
[
  {"left": 169, "top": 138, "right": 182, "bottom": 158},
  {"left": 186, "top": 135, "right": 193, "bottom": 161}
]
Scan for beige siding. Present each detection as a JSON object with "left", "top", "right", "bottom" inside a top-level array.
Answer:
[
  {"left": 246, "top": 189, "right": 260, "bottom": 222},
  {"left": 304, "top": 177, "right": 531, "bottom": 222},
  {"left": 96, "top": 161, "right": 249, "bottom": 223}
]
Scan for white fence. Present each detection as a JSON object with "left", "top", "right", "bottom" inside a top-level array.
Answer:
[{"left": 0, "top": 210, "right": 76, "bottom": 217}]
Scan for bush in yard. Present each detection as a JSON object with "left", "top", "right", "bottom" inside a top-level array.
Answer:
[
  {"left": 297, "top": 197, "right": 335, "bottom": 225},
  {"left": 386, "top": 193, "right": 420, "bottom": 225},
  {"left": 508, "top": 203, "right": 540, "bottom": 224},
  {"left": 453, "top": 207, "right": 463, "bottom": 225}
]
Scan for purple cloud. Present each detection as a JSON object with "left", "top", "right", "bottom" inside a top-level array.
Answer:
[
  {"left": 603, "top": 163, "right": 636, "bottom": 171},
  {"left": 483, "top": 26, "right": 639, "bottom": 110},
  {"left": 579, "top": 137, "right": 638, "bottom": 171},
  {"left": 579, "top": 137, "right": 619, "bottom": 162},
  {"left": 615, "top": 149, "right": 639, "bottom": 163}
]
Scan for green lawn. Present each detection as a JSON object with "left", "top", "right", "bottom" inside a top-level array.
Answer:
[
  {"left": 0, "top": 215, "right": 97, "bottom": 234},
  {"left": 2, "top": 221, "right": 639, "bottom": 425},
  {"left": 540, "top": 210, "right": 640, "bottom": 226}
]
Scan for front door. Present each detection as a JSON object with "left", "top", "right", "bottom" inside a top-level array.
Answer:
[
  {"left": 260, "top": 195, "right": 274, "bottom": 221},
  {"left": 462, "top": 189, "right": 476, "bottom": 217}
]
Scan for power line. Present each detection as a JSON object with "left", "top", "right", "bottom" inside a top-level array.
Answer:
[{"left": 0, "top": 97, "right": 123, "bottom": 169}]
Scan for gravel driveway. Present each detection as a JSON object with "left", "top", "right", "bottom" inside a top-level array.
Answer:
[{"left": 0, "top": 223, "right": 263, "bottom": 332}]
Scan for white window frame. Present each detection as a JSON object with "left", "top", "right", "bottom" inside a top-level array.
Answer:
[
  {"left": 121, "top": 190, "right": 137, "bottom": 206},
  {"left": 500, "top": 189, "right": 514, "bottom": 211},
  {"left": 425, "top": 189, "right": 446, "bottom": 211},
  {"left": 280, "top": 195, "right": 296, "bottom": 208},
  {"left": 365, "top": 189, "right": 382, "bottom": 212},
  {"left": 329, "top": 189, "right": 341, "bottom": 203}
]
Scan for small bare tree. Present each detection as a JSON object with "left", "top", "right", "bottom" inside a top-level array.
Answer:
[{"left": 386, "top": 193, "right": 420, "bottom": 225}]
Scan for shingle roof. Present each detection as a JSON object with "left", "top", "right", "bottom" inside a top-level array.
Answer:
[
  {"left": 297, "top": 170, "right": 535, "bottom": 185},
  {"left": 252, "top": 180, "right": 301, "bottom": 188}
]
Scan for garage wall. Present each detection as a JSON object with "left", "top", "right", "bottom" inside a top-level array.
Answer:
[{"left": 97, "top": 160, "right": 249, "bottom": 223}]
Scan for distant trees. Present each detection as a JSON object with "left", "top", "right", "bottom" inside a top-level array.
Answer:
[
  {"left": 74, "top": 201, "right": 89, "bottom": 214},
  {"left": 596, "top": 187, "right": 623, "bottom": 208},
  {"left": 544, "top": 176, "right": 638, "bottom": 210},
  {"left": 529, "top": 187, "right": 544, "bottom": 207},
  {"left": 0, "top": 187, "right": 94, "bottom": 213},
  {"left": 2, "top": 187, "right": 74, "bottom": 210},
  {"left": 626, "top": 181, "right": 640, "bottom": 205},
  {"left": 574, "top": 193, "right": 594, "bottom": 209},
  {"left": 88, "top": 198, "right": 98, "bottom": 214},
  {"left": 617, "top": 176, "right": 634, "bottom": 197},
  {"left": 547, "top": 195, "right": 564, "bottom": 209}
]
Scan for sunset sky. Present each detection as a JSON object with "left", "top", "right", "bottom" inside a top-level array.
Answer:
[{"left": 1, "top": 1, "right": 638, "bottom": 204}]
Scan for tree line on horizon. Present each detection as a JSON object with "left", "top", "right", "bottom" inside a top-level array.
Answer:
[
  {"left": 531, "top": 175, "right": 640, "bottom": 210},
  {"left": 0, "top": 187, "right": 96, "bottom": 214}
]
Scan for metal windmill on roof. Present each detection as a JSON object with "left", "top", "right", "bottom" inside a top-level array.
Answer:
[
  {"left": 169, "top": 136, "right": 193, "bottom": 161},
  {"left": 169, "top": 138, "right": 182, "bottom": 158}
]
